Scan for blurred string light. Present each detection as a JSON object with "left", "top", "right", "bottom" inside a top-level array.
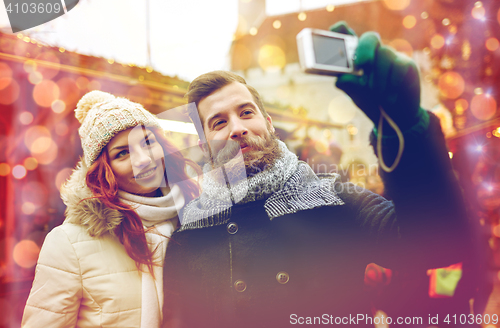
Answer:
[
  {"left": 442, "top": 18, "right": 450, "bottom": 26},
  {"left": 259, "top": 44, "right": 286, "bottom": 71},
  {"left": 455, "top": 99, "right": 468, "bottom": 115},
  {"left": 431, "top": 34, "right": 445, "bottom": 49},
  {"left": 403, "top": 15, "right": 416, "bottom": 29},
  {"left": 383, "top": 0, "right": 410, "bottom": 10},
  {"left": 485, "top": 38, "right": 499, "bottom": 51},
  {"left": 12, "top": 165, "right": 27, "bottom": 179},
  {"left": 326, "top": 4, "right": 335, "bottom": 12},
  {"left": 471, "top": 1, "right": 485, "bottom": 20},
  {"left": 438, "top": 72, "right": 465, "bottom": 99},
  {"left": 51, "top": 99, "right": 66, "bottom": 114},
  {"left": 24, "top": 157, "right": 38, "bottom": 171},
  {"left": 298, "top": 12, "right": 307, "bottom": 21},
  {"left": 0, "top": 163, "right": 10, "bottom": 176},
  {"left": 33, "top": 80, "right": 60, "bottom": 107},
  {"left": 13, "top": 240, "right": 39, "bottom": 268},
  {"left": 249, "top": 27, "right": 258, "bottom": 36},
  {"left": 421, "top": 11, "right": 429, "bottom": 19},
  {"left": 19, "top": 112, "right": 34, "bottom": 125},
  {"left": 273, "top": 20, "right": 281, "bottom": 29},
  {"left": 471, "top": 94, "right": 497, "bottom": 121}
]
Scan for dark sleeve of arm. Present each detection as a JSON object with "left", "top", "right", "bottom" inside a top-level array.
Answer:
[{"left": 338, "top": 110, "right": 471, "bottom": 270}]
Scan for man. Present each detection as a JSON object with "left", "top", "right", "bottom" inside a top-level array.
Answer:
[{"left": 162, "top": 23, "right": 474, "bottom": 327}]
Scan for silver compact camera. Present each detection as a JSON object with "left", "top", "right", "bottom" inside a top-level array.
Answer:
[{"left": 297, "top": 28, "right": 362, "bottom": 76}]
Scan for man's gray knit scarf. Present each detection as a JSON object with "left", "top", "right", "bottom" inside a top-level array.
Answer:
[{"left": 179, "top": 140, "right": 344, "bottom": 232}]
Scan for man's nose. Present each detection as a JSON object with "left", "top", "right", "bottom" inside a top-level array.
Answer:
[{"left": 229, "top": 119, "right": 248, "bottom": 139}]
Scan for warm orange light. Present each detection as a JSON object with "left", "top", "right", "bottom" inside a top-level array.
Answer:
[
  {"left": 273, "top": 20, "right": 281, "bottom": 29},
  {"left": 326, "top": 4, "right": 335, "bottom": 12},
  {"left": 471, "top": 5, "right": 485, "bottom": 19},
  {"left": 13, "top": 240, "right": 40, "bottom": 268},
  {"left": 388, "top": 38, "right": 413, "bottom": 57},
  {"left": 31, "top": 139, "right": 58, "bottom": 165},
  {"left": 486, "top": 38, "right": 499, "bottom": 51},
  {"left": 28, "top": 71, "right": 43, "bottom": 85},
  {"left": 22, "top": 202, "right": 35, "bottom": 215},
  {"left": 23, "top": 60, "right": 37, "bottom": 73},
  {"left": 0, "top": 79, "right": 20, "bottom": 105},
  {"left": 24, "top": 125, "right": 51, "bottom": 150},
  {"left": 455, "top": 99, "right": 468, "bottom": 115},
  {"left": 33, "top": 80, "right": 60, "bottom": 107},
  {"left": 55, "top": 168, "right": 73, "bottom": 191},
  {"left": 0, "top": 163, "right": 10, "bottom": 176},
  {"left": 493, "top": 225, "right": 500, "bottom": 238},
  {"left": 12, "top": 165, "right": 27, "bottom": 179},
  {"left": 57, "top": 77, "right": 80, "bottom": 105},
  {"left": 298, "top": 12, "right": 307, "bottom": 21},
  {"left": 51, "top": 99, "right": 66, "bottom": 113},
  {"left": 24, "top": 157, "right": 38, "bottom": 170},
  {"left": 30, "top": 136, "right": 52, "bottom": 154},
  {"left": 438, "top": 72, "right": 465, "bottom": 99},
  {"left": 0, "top": 62, "right": 13, "bottom": 88},
  {"left": 76, "top": 76, "right": 89, "bottom": 90},
  {"left": 431, "top": 34, "right": 445, "bottom": 49},
  {"left": 471, "top": 94, "right": 497, "bottom": 120},
  {"left": 383, "top": 0, "right": 410, "bottom": 10},
  {"left": 403, "top": 15, "right": 416, "bottom": 29},
  {"left": 19, "top": 111, "right": 33, "bottom": 125},
  {"left": 258, "top": 44, "right": 286, "bottom": 71}
]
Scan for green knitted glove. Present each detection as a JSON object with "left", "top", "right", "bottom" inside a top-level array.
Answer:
[{"left": 330, "top": 21, "right": 424, "bottom": 132}]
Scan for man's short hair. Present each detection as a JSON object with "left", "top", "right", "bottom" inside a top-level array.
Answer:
[{"left": 185, "top": 71, "right": 268, "bottom": 136}]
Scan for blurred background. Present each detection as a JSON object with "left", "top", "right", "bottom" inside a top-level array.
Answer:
[{"left": 0, "top": 0, "right": 499, "bottom": 326}]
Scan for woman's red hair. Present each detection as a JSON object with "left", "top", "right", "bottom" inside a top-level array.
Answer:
[{"left": 85, "top": 126, "right": 201, "bottom": 275}]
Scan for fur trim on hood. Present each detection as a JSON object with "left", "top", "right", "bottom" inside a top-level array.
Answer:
[{"left": 60, "top": 161, "right": 124, "bottom": 237}]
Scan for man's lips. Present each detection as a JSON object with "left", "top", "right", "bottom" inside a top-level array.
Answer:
[{"left": 240, "top": 144, "right": 251, "bottom": 153}]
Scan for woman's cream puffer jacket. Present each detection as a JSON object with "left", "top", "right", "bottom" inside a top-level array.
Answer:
[{"left": 22, "top": 162, "right": 143, "bottom": 328}]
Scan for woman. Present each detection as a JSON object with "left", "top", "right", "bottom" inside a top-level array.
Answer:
[{"left": 22, "top": 90, "right": 200, "bottom": 328}]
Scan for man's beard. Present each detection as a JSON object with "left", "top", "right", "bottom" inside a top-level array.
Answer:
[{"left": 209, "top": 130, "right": 282, "bottom": 179}]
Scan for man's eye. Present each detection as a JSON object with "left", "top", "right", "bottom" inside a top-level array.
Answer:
[
  {"left": 242, "top": 110, "right": 253, "bottom": 116},
  {"left": 213, "top": 120, "right": 225, "bottom": 128}
]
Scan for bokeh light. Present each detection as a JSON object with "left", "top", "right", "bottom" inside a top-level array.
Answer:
[
  {"left": 22, "top": 202, "right": 36, "bottom": 215},
  {"left": 249, "top": 27, "right": 258, "bottom": 36},
  {"left": 326, "top": 4, "right": 335, "bottom": 12},
  {"left": 88, "top": 80, "right": 102, "bottom": 90},
  {"left": 55, "top": 167, "right": 73, "bottom": 191},
  {"left": 51, "top": 99, "right": 66, "bottom": 113},
  {"left": 383, "top": 0, "right": 410, "bottom": 11},
  {"left": 24, "top": 157, "right": 38, "bottom": 170},
  {"left": 328, "top": 95, "right": 357, "bottom": 124},
  {"left": 388, "top": 38, "right": 413, "bottom": 57},
  {"left": 13, "top": 240, "right": 40, "bottom": 268},
  {"left": 28, "top": 71, "right": 43, "bottom": 84},
  {"left": 30, "top": 136, "right": 52, "bottom": 154},
  {"left": 31, "top": 138, "right": 58, "bottom": 165},
  {"left": 57, "top": 77, "right": 80, "bottom": 105},
  {"left": 455, "top": 99, "right": 468, "bottom": 115},
  {"left": 232, "top": 44, "right": 253, "bottom": 71},
  {"left": 0, "top": 79, "right": 20, "bottom": 105},
  {"left": 35, "top": 51, "right": 61, "bottom": 80},
  {"left": 33, "top": 80, "right": 60, "bottom": 107},
  {"left": 0, "top": 163, "right": 10, "bottom": 176},
  {"left": 403, "top": 15, "right": 416, "bottom": 29},
  {"left": 76, "top": 76, "right": 89, "bottom": 90},
  {"left": 486, "top": 38, "right": 499, "bottom": 52},
  {"left": 258, "top": 44, "right": 286, "bottom": 71},
  {"left": 298, "top": 12, "right": 307, "bottom": 21},
  {"left": 19, "top": 111, "right": 34, "bottom": 125},
  {"left": 0, "top": 62, "right": 13, "bottom": 90},
  {"left": 24, "top": 125, "right": 51, "bottom": 150},
  {"left": 272, "top": 20, "right": 281, "bottom": 29},
  {"left": 421, "top": 11, "right": 429, "bottom": 19},
  {"left": 438, "top": 72, "right": 465, "bottom": 99},
  {"left": 471, "top": 3, "right": 485, "bottom": 20},
  {"left": 12, "top": 165, "right": 27, "bottom": 179},
  {"left": 431, "top": 34, "right": 445, "bottom": 49},
  {"left": 471, "top": 94, "right": 497, "bottom": 120},
  {"left": 442, "top": 18, "right": 451, "bottom": 26},
  {"left": 23, "top": 60, "right": 37, "bottom": 73}
]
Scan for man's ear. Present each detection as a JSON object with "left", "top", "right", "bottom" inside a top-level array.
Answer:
[
  {"left": 198, "top": 139, "right": 210, "bottom": 157},
  {"left": 267, "top": 115, "right": 275, "bottom": 133}
]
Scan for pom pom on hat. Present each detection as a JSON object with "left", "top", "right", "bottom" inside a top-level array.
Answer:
[{"left": 75, "top": 90, "right": 115, "bottom": 123}]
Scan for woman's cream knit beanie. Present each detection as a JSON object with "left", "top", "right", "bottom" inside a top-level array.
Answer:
[{"left": 75, "top": 90, "right": 161, "bottom": 166}]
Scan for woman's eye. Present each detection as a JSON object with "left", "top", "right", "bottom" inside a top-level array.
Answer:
[
  {"left": 116, "top": 150, "right": 128, "bottom": 158},
  {"left": 144, "top": 137, "right": 156, "bottom": 146}
]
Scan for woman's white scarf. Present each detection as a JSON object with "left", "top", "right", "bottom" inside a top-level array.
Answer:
[{"left": 119, "top": 184, "right": 185, "bottom": 328}]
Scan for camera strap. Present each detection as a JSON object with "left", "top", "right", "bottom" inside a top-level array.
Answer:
[{"left": 376, "top": 106, "right": 405, "bottom": 173}]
